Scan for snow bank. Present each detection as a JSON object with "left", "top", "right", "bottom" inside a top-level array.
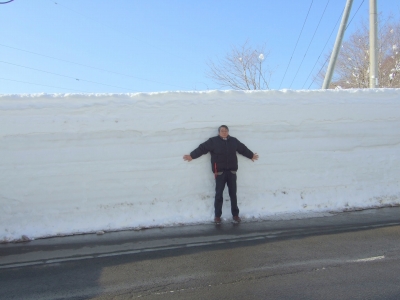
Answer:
[{"left": 1, "top": 89, "right": 400, "bottom": 242}]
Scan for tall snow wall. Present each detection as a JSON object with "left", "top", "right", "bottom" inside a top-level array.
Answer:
[{"left": 1, "top": 90, "right": 400, "bottom": 242}]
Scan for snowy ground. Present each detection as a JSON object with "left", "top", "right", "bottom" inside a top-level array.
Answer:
[{"left": 1, "top": 89, "right": 400, "bottom": 242}]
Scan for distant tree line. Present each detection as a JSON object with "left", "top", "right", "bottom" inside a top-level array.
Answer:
[
  {"left": 207, "top": 16, "right": 400, "bottom": 90},
  {"left": 319, "top": 16, "right": 400, "bottom": 89}
]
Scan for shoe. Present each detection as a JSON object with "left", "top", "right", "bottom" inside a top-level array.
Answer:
[
  {"left": 232, "top": 216, "right": 241, "bottom": 223},
  {"left": 214, "top": 217, "right": 221, "bottom": 224}
]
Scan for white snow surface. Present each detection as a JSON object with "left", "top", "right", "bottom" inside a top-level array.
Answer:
[{"left": 1, "top": 89, "right": 400, "bottom": 242}]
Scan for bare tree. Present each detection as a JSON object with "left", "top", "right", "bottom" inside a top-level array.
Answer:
[
  {"left": 318, "top": 16, "right": 400, "bottom": 89},
  {"left": 206, "top": 42, "right": 272, "bottom": 90}
]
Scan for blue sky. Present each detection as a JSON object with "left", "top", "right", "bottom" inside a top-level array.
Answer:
[{"left": 1, "top": 0, "right": 399, "bottom": 93}]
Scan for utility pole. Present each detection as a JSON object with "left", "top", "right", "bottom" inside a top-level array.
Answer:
[
  {"left": 369, "top": 0, "right": 378, "bottom": 88},
  {"left": 322, "top": 0, "right": 354, "bottom": 89}
]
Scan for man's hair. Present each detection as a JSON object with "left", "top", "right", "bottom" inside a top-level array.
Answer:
[{"left": 218, "top": 125, "right": 229, "bottom": 132}]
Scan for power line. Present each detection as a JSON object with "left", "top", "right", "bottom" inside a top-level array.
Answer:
[
  {"left": 0, "top": 43, "right": 187, "bottom": 89},
  {"left": 302, "top": 15, "right": 342, "bottom": 89},
  {"left": 278, "top": 0, "right": 314, "bottom": 89},
  {"left": 0, "top": 77, "right": 91, "bottom": 93},
  {"left": 0, "top": 60, "right": 140, "bottom": 92},
  {"left": 0, "top": 0, "right": 193, "bottom": 93},
  {"left": 307, "top": 0, "right": 366, "bottom": 89},
  {"left": 345, "top": 0, "right": 366, "bottom": 30},
  {"left": 0, "top": 0, "right": 14, "bottom": 4},
  {"left": 289, "top": 0, "right": 330, "bottom": 89}
]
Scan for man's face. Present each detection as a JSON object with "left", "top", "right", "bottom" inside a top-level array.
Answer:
[{"left": 219, "top": 127, "right": 229, "bottom": 138}]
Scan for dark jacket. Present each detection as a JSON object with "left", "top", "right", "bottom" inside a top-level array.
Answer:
[{"left": 190, "top": 135, "right": 254, "bottom": 173}]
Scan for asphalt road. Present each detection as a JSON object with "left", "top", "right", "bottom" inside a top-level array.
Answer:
[{"left": 1, "top": 207, "right": 400, "bottom": 300}]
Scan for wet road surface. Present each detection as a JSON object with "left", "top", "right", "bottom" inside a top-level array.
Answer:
[{"left": 1, "top": 207, "right": 400, "bottom": 299}]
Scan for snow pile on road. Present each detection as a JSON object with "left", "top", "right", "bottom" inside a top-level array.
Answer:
[{"left": 1, "top": 89, "right": 400, "bottom": 242}]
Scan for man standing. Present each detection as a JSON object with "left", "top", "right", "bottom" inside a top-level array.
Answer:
[{"left": 183, "top": 125, "right": 259, "bottom": 224}]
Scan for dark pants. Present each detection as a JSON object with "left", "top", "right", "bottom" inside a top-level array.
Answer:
[{"left": 214, "top": 171, "right": 239, "bottom": 218}]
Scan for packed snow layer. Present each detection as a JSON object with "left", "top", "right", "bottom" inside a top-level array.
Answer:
[{"left": 1, "top": 89, "right": 400, "bottom": 242}]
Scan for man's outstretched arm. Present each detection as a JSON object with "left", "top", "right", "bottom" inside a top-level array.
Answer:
[
  {"left": 236, "top": 140, "right": 259, "bottom": 162},
  {"left": 183, "top": 154, "right": 192, "bottom": 161},
  {"left": 183, "top": 138, "right": 213, "bottom": 162},
  {"left": 251, "top": 153, "right": 259, "bottom": 161}
]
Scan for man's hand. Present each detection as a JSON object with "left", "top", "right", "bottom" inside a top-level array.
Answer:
[
  {"left": 183, "top": 155, "right": 193, "bottom": 162},
  {"left": 251, "top": 153, "right": 259, "bottom": 162}
]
